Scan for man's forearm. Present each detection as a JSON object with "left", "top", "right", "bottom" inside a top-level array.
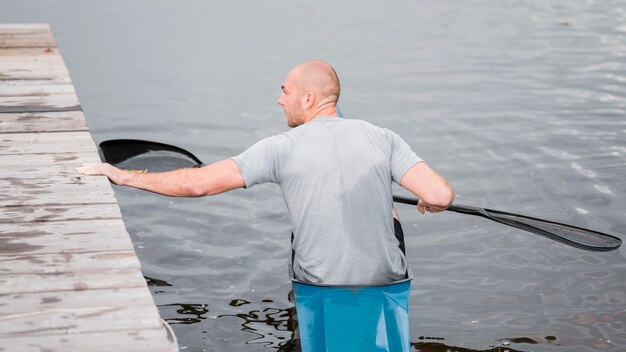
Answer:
[
  {"left": 77, "top": 159, "right": 245, "bottom": 197},
  {"left": 118, "top": 167, "right": 206, "bottom": 197}
]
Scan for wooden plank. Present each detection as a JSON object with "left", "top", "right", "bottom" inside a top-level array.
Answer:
[
  {"left": 0, "top": 151, "right": 115, "bottom": 207},
  {"left": 0, "top": 51, "right": 65, "bottom": 64},
  {"left": 0, "top": 181, "right": 116, "bottom": 208},
  {"left": 0, "top": 250, "right": 141, "bottom": 275},
  {"left": 0, "top": 305, "right": 162, "bottom": 338},
  {"left": 0, "top": 58, "right": 68, "bottom": 71},
  {"left": 0, "top": 60, "right": 68, "bottom": 74},
  {"left": 0, "top": 47, "right": 63, "bottom": 60},
  {"left": 0, "top": 111, "right": 87, "bottom": 133},
  {"left": 0, "top": 24, "right": 51, "bottom": 33},
  {"left": 0, "top": 186, "right": 116, "bottom": 208},
  {"left": 0, "top": 24, "right": 56, "bottom": 49},
  {"left": 1, "top": 156, "right": 100, "bottom": 178},
  {"left": 0, "top": 47, "right": 69, "bottom": 81},
  {"left": 0, "top": 152, "right": 100, "bottom": 169},
  {"left": 0, "top": 219, "right": 132, "bottom": 255},
  {"left": 0, "top": 268, "right": 147, "bottom": 295},
  {"left": 0, "top": 288, "right": 164, "bottom": 340},
  {"left": 0, "top": 328, "right": 176, "bottom": 352},
  {"left": 0, "top": 94, "right": 80, "bottom": 113},
  {"left": 0, "top": 35, "right": 55, "bottom": 49},
  {"left": 0, "top": 203, "right": 121, "bottom": 224},
  {"left": 0, "top": 172, "right": 104, "bottom": 186},
  {"left": 0, "top": 287, "right": 155, "bottom": 316},
  {"left": 0, "top": 92, "right": 76, "bottom": 104},
  {"left": 0, "top": 308, "right": 163, "bottom": 339},
  {"left": 0, "top": 81, "right": 75, "bottom": 96},
  {"left": 0, "top": 132, "right": 98, "bottom": 154},
  {"left": 0, "top": 69, "right": 70, "bottom": 83}
]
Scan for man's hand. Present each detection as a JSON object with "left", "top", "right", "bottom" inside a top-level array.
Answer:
[
  {"left": 417, "top": 198, "right": 448, "bottom": 214},
  {"left": 76, "top": 163, "right": 126, "bottom": 185}
]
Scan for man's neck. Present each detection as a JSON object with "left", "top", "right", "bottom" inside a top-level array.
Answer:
[{"left": 303, "top": 104, "right": 338, "bottom": 124}]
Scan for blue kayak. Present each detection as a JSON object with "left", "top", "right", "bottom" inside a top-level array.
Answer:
[{"left": 292, "top": 279, "right": 411, "bottom": 352}]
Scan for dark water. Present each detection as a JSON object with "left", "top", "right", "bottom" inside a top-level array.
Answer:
[{"left": 3, "top": 0, "right": 626, "bottom": 350}]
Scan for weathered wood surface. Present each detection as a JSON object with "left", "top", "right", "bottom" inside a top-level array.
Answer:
[
  {"left": 0, "top": 288, "right": 161, "bottom": 334},
  {"left": 0, "top": 48, "right": 70, "bottom": 82},
  {"left": 0, "top": 288, "right": 162, "bottom": 337},
  {"left": 0, "top": 250, "right": 141, "bottom": 275},
  {"left": 0, "top": 94, "right": 80, "bottom": 113},
  {"left": 0, "top": 137, "right": 114, "bottom": 207},
  {"left": 0, "top": 112, "right": 87, "bottom": 133},
  {"left": 0, "top": 24, "right": 176, "bottom": 351},
  {"left": 0, "top": 178, "right": 116, "bottom": 207},
  {"left": 0, "top": 219, "right": 133, "bottom": 255},
  {"left": 0, "top": 329, "right": 175, "bottom": 352},
  {"left": 0, "top": 24, "right": 56, "bottom": 49},
  {"left": 0, "top": 81, "right": 75, "bottom": 96},
  {"left": 0, "top": 203, "right": 121, "bottom": 223},
  {"left": 0, "top": 132, "right": 97, "bottom": 154},
  {"left": 0, "top": 269, "right": 147, "bottom": 295}
]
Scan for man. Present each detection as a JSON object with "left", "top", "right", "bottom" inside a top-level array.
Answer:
[{"left": 77, "top": 60, "right": 454, "bottom": 286}]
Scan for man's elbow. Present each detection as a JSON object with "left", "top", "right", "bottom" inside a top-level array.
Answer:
[
  {"left": 187, "top": 179, "right": 235, "bottom": 197},
  {"left": 427, "top": 184, "right": 455, "bottom": 209},
  {"left": 183, "top": 182, "right": 214, "bottom": 197},
  {"left": 185, "top": 160, "right": 244, "bottom": 197},
  {"left": 441, "top": 186, "right": 455, "bottom": 208}
]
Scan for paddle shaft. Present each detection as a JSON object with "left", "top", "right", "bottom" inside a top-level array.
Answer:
[{"left": 393, "top": 195, "right": 475, "bottom": 214}]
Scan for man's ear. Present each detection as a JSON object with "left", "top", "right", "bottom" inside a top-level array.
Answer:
[{"left": 302, "top": 92, "right": 315, "bottom": 109}]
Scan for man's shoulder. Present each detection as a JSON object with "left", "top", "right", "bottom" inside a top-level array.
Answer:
[
  {"left": 342, "top": 118, "right": 395, "bottom": 139},
  {"left": 279, "top": 117, "right": 393, "bottom": 141},
  {"left": 348, "top": 118, "right": 384, "bottom": 129}
]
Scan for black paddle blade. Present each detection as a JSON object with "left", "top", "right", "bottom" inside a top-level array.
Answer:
[
  {"left": 465, "top": 206, "right": 621, "bottom": 252},
  {"left": 99, "top": 139, "right": 203, "bottom": 173},
  {"left": 392, "top": 195, "right": 622, "bottom": 252}
]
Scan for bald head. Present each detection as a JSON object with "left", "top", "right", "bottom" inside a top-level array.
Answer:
[
  {"left": 289, "top": 60, "right": 341, "bottom": 106},
  {"left": 278, "top": 60, "right": 341, "bottom": 127}
]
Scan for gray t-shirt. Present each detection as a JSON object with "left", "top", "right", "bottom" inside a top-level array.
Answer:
[{"left": 231, "top": 116, "right": 422, "bottom": 285}]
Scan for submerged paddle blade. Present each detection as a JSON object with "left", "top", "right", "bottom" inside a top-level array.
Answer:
[
  {"left": 99, "top": 139, "right": 203, "bottom": 172},
  {"left": 392, "top": 195, "right": 622, "bottom": 252}
]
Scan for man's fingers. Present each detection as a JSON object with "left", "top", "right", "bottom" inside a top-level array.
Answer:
[
  {"left": 416, "top": 199, "right": 426, "bottom": 214},
  {"left": 416, "top": 199, "right": 446, "bottom": 214},
  {"left": 76, "top": 163, "right": 107, "bottom": 176}
]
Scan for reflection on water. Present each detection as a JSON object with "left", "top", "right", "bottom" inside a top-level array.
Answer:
[
  {"left": 219, "top": 305, "right": 294, "bottom": 349},
  {"left": 158, "top": 298, "right": 567, "bottom": 351},
  {"left": 159, "top": 299, "right": 299, "bottom": 350},
  {"left": 162, "top": 303, "right": 210, "bottom": 325},
  {"left": 145, "top": 275, "right": 173, "bottom": 288},
  {"left": 151, "top": 274, "right": 565, "bottom": 351}
]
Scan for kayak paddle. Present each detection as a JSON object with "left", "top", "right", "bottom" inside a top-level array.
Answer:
[
  {"left": 98, "top": 139, "right": 622, "bottom": 252},
  {"left": 393, "top": 195, "right": 621, "bottom": 252}
]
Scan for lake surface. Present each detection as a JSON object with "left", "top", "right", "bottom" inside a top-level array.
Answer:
[{"left": 3, "top": 0, "right": 626, "bottom": 350}]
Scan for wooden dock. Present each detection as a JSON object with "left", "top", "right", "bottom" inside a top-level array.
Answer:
[{"left": 0, "top": 24, "right": 177, "bottom": 351}]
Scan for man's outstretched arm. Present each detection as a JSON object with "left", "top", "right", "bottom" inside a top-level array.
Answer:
[
  {"left": 399, "top": 162, "right": 454, "bottom": 214},
  {"left": 76, "top": 159, "right": 245, "bottom": 197}
]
